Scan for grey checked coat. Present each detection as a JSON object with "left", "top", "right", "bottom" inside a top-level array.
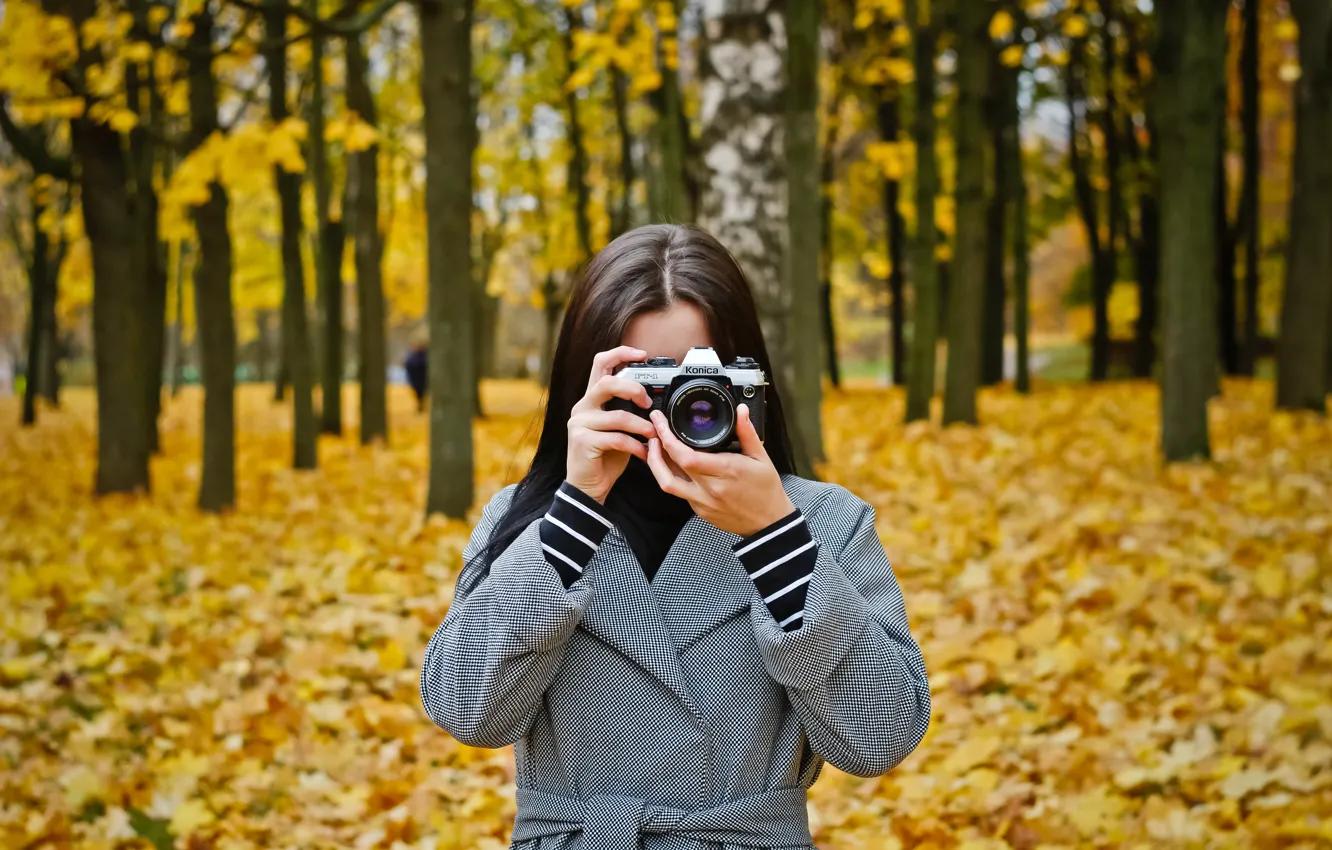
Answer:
[{"left": 420, "top": 475, "right": 931, "bottom": 850}]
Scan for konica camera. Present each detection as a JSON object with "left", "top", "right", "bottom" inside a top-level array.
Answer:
[{"left": 607, "top": 347, "right": 768, "bottom": 452}]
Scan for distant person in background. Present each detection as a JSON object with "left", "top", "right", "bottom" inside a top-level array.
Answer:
[{"left": 404, "top": 341, "right": 428, "bottom": 412}]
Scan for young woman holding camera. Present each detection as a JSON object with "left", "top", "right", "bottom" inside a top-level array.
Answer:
[{"left": 420, "top": 224, "right": 930, "bottom": 850}]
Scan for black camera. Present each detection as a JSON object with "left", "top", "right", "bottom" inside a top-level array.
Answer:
[{"left": 606, "top": 347, "right": 768, "bottom": 452}]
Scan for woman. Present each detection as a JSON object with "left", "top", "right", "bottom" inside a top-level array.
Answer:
[{"left": 420, "top": 224, "right": 930, "bottom": 850}]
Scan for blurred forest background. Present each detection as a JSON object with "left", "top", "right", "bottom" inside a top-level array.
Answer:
[
  {"left": 2, "top": 0, "right": 1330, "bottom": 514},
  {"left": 3, "top": 2, "right": 1332, "bottom": 848}
]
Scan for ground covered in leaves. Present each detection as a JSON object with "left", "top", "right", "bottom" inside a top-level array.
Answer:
[{"left": 1, "top": 381, "right": 1330, "bottom": 849}]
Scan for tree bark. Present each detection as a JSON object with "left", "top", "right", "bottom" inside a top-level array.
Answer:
[
  {"left": 309, "top": 13, "right": 343, "bottom": 436},
  {"left": 611, "top": 65, "right": 635, "bottom": 238},
  {"left": 345, "top": 23, "right": 388, "bottom": 444},
  {"left": 876, "top": 90, "right": 906, "bottom": 387},
  {"left": 169, "top": 239, "right": 189, "bottom": 397},
  {"left": 904, "top": 0, "right": 939, "bottom": 423},
  {"left": 699, "top": 0, "right": 813, "bottom": 476},
  {"left": 1006, "top": 66, "right": 1030, "bottom": 394},
  {"left": 128, "top": 0, "right": 167, "bottom": 454},
  {"left": 563, "top": 8, "right": 594, "bottom": 259},
  {"left": 21, "top": 198, "right": 51, "bottom": 426},
  {"left": 981, "top": 47, "right": 1008, "bottom": 387},
  {"left": 1124, "top": 22, "right": 1162, "bottom": 379},
  {"left": 651, "top": 4, "right": 691, "bottom": 223},
  {"left": 421, "top": 0, "right": 475, "bottom": 517},
  {"left": 821, "top": 94, "right": 840, "bottom": 390},
  {"left": 265, "top": 6, "right": 317, "bottom": 468},
  {"left": 1237, "top": 0, "right": 1261, "bottom": 376},
  {"left": 785, "top": 0, "right": 824, "bottom": 464},
  {"left": 187, "top": 8, "right": 237, "bottom": 512},
  {"left": 1277, "top": 0, "right": 1332, "bottom": 413},
  {"left": 1067, "top": 38, "right": 1113, "bottom": 382},
  {"left": 77, "top": 119, "right": 152, "bottom": 493},
  {"left": 1157, "top": 0, "right": 1225, "bottom": 459},
  {"left": 1098, "top": 2, "right": 1125, "bottom": 378},
  {"left": 943, "top": 0, "right": 987, "bottom": 426},
  {"left": 1215, "top": 123, "right": 1239, "bottom": 377}
]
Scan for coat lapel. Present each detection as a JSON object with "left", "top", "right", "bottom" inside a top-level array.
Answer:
[
  {"left": 579, "top": 518, "right": 760, "bottom": 720},
  {"left": 580, "top": 531, "right": 699, "bottom": 718},
  {"left": 650, "top": 515, "right": 758, "bottom": 650}
]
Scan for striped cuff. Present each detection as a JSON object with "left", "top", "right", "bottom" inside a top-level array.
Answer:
[
  {"left": 735, "top": 510, "right": 818, "bottom": 632},
  {"left": 539, "top": 481, "right": 614, "bottom": 588}
]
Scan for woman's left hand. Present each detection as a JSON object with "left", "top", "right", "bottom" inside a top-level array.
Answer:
[{"left": 645, "top": 404, "right": 796, "bottom": 537}]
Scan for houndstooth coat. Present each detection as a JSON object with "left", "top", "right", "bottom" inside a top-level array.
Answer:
[{"left": 420, "top": 475, "right": 931, "bottom": 850}]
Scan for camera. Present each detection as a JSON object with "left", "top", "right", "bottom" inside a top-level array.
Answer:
[{"left": 606, "top": 347, "right": 768, "bottom": 452}]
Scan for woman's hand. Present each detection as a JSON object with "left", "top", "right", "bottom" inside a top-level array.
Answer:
[
  {"left": 566, "top": 346, "right": 658, "bottom": 504},
  {"left": 645, "top": 403, "right": 795, "bottom": 537}
]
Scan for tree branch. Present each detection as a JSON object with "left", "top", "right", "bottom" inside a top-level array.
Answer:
[{"left": 0, "top": 99, "right": 73, "bottom": 181}]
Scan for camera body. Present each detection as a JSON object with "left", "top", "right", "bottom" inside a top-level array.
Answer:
[{"left": 606, "top": 347, "right": 768, "bottom": 452}]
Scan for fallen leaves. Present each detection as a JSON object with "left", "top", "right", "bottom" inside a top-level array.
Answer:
[{"left": 1, "top": 379, "right": 1330, "bottom": 849}]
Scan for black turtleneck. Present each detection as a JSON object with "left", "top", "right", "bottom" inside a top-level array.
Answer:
[{"left": 602, "top": 456, "right": 695, "bottom": 582}]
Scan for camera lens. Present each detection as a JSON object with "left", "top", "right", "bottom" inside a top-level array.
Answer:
[{"left": 669, "top": 380, "right": 735, "bottom": 449}]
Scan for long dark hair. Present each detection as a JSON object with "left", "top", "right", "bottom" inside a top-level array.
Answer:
[{"left": 479, "top": 224, "right": 797, "bottom": 573}]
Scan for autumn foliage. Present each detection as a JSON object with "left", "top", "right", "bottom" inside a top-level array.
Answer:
[{"left": 2, "top": 381, "right": 1329, "bottom": 848}]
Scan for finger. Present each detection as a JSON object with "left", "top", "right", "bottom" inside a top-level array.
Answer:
[
  {"left": 735, "top": 403, "right": 768, "bottom": 460},
  {"left": 588, "top": 346, "right": 647, "bottom": 393},
  {"left": 585, "top": 430, "right": 649, "bottom": 461},
  {"left": 577, "top": 375, "right": 653, "bottom": 412},
  {"left": 650, "top": 410, "right": 725, "bottom": 475},
  {"left": 573, "top": 409, "right": 657, "bottom": 439},
  {"left": 647, "top": 437, "right": 701, "bottom": 500}
]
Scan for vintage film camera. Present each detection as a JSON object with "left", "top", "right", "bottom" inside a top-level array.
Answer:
[{"left": 606, "top": 347, "right": 767, "bottom": 452}]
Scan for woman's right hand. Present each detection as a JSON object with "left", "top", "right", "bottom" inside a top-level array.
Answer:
[{"left": 566, "top": 346, "right": 658, "bottom": 504}]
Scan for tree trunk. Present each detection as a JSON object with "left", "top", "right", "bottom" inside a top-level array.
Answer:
[
  {"left": 1123, "top": 22, "right": 1161, "bottom": 379},
  {"left": 904, "top": 0, "right": 939, "bottom": 423},
  {"left": 345, "top": 24, "right": 388, "bottom": 444},
  {"left": 1157, "top": 0, "right": 1226, "bottom": 460},
  {"left": 127, "top": 1, "right": 166, "bottom": 455},
  {"left": 785, "top": 0, "right": 824, "bottom": 464},
  {"left": 1237, "top": 0, "right": 1261, "bottom": 376},
  {"left": 698, "top": 0, "right": 813, "bottom": 476},
  {"left": 1215, "top": 124, "right": 1239, "bottom": 377},
  {"left": 652, "top": 5, "right": 691, "bottom": 223},
  {"left": 309, "top": 15, "right": 342, "bottom": 436},
  {"left": 821, "top": 91, "right": 840, "bottom": 390},
  {"left": 563, "top": 9, "right": 594, "bottom": 259},
  {"left": 877, "top": 90, "right": 906, "bottom": 387},
  {"left": 21, "top": 198, "right": 51, "bottom": 426},
  {"left": 1007, "top": 66, "right": 1030, "bottom": 394},
  {"left": 942, "top": 0, "right": 987, "bottom": 426},
  {"left": 1067, "top": 38, "right": 1113, "bottom": 382},
  {"left": 265, "top": 6, "right": 316, "bottom": 468},
  {"left": 611, "top": 65, "right": 635, "bottom": 238},
  {"left": 1098, "top": 3, "right": 1124, "bottom": 379},
  {"left": 169, "top": 239, "right": 189, "bottom": 397},
  {"left": 421, "top": 0, "right": 475, "bottom": 517},
  {"left": 981, "top": 48, "right": 1007, "bottom": 387},
  {"left": 1277, "top": 0, "right": 1332, "bottom": 413},
  {"left": 187, "top": 8, "right": 236, "bottom": 512},
  {"left": 76, "top": 120, "right": 152, "bottom": 493}
]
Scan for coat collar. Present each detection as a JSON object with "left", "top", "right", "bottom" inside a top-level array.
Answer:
[{"left": 579, "top": 514, "right": 757, "bottom": 718}]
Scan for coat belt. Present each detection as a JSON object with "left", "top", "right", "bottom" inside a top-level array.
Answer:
[{"left": 511, "top": 786, "right": 812, "bottom": 850}]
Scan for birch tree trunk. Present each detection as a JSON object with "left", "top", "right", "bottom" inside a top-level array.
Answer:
[{"left": 698, "top": 0, "right": 814, "bottom": 477}]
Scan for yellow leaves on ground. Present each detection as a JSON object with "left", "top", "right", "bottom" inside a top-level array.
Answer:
[{"left": 2, "top": 380, "right": 1331, "bottom": 849}]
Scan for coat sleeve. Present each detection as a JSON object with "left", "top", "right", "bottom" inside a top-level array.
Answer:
[
  {"left": 419, "top": 485, "right": 596, "bottom": 748},
  {"left": 747, "top": 487, "right": 931, "bottom": 777}
]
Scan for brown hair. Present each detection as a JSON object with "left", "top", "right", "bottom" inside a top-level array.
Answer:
[{"left": 479, "top": 224, "right": 797, "bottom": 572}]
